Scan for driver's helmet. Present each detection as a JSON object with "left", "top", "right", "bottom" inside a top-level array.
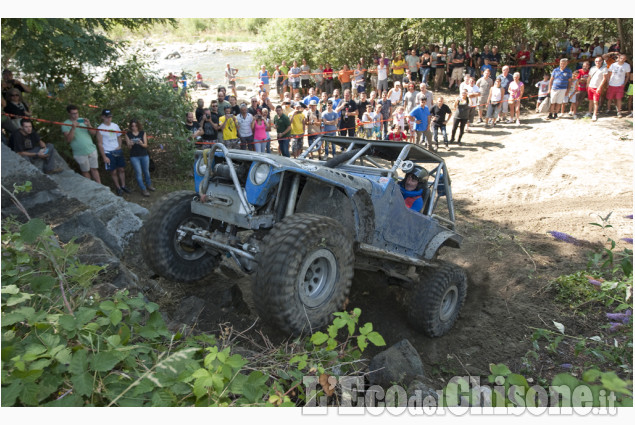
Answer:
[{"left": 406, "top": 166, "right": 428, "bottom": 183}]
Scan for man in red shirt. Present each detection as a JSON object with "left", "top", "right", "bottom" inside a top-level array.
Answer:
[
  {"left": 576, "top": 61, "right": 590, "bottom": 113},
  {"left": 323, "top": 63, "right": 334, "bottom": 97},
  {"left": 517, "top": 44, "right": 531, "bottom": 84}
]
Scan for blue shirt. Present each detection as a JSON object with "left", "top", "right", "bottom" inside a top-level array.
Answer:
[
  {"left": 303, "top": 95, "right": 320, "bottom": 106},
  {"left": 322, "top": 111, "right": 339, "bottom": 133},
  {"left": 480, "top": 64, "right": 493, "bottom": 76},
  {"left": 329, "top": 97, "right": 342, "bottom": 117},
  {"left": 551, "top": 67, "right": 572, "bottom": 90},
  {"left": 259, "top": 70, "right": 269, "bottom": 84},
  {"left": 497, "top": 73, "right": 513, "bottom": 91},
  {"left": 409, "top": 105, "right": 430, "bottom": 131}
]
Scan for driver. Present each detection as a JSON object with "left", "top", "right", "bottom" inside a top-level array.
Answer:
[{"left": 399, "top": 166, "right": 428, "bottom": 211}]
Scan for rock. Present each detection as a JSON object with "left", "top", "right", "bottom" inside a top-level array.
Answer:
[
  {"left": 236, "top": 85, "right": 246, "bottom": 91},
  {"left": 165, "top": 51, "right": 181, "bottom": 60},
  {"left": 76, "top": 234, "right": 121, "bottom": 269},
  {"left": 173, "top": 296, "right": 206, "bottom": 325},
  {"left": 368, "top": 339, "right": 424, "bottom": 388},
  {"left": 407, "top": 378, "right": 439, "bottom": 404},
  {"left": 54, "top": 210, "right": 123, "bottom": 255}
]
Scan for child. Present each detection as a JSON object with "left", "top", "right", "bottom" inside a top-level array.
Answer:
[
  {"left": 362, "top": 104, "right": 375, "bottom": 139},
  {"left": 393, "top": 105, "right": 406, "bottom": 133},
  {"left": 564, "top": 70, "right": 579, "bottom": 118},
  {"left": 535, "top": 74, "right": 550, "bottom": 113},
  {"left": 388, "top": 124, "right": 407, "bottom": 141},
  {"left": 373, "top": 105, "right": 383, "bottom": 140},
  {"left": 407, "top": 115, "right": 416, "bottom": 143}
]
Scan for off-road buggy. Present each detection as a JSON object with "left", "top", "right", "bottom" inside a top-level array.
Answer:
[{"left": 141, "top": 136, "right": 467, "bottom": 337}]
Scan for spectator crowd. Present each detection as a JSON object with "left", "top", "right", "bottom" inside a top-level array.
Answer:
[{"left": 2, "top": 35, "right": 632, "bottom": 193}]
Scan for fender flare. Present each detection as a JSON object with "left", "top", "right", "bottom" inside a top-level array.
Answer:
[{"left": 423, "top": 230, "right": 462, "bottom": 260}]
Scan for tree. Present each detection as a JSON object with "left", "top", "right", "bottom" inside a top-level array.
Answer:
[{"left": 1, "top": 18, "right": 174, "bottom": 84}]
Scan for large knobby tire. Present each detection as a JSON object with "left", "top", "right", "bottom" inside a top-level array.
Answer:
[
  {"left": 253, "top": 213, "right": 354, "bottom": 335},
  {"left": 141, "top": 190, "right": 219, "bottom": 282},
  {"left": 407, "top": 261, "right": 467, "bottom": 337}
]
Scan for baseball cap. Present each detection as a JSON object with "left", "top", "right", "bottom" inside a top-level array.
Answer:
[
  {"left": 309, "top": 100, "right": 318, "bottom": 105},
  {"left": 101, "top": 109, "right": 112, "bottom": 117}
]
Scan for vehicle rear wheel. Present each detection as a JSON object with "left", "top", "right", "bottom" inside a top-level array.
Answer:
[
  {"left": 141, "top": 190, "right": 219, "bottom": 282},
  {"left": 253, "top": 213, "right": 354, "bottom": 335},
  {"left": 407, "top": 261, "right": 467, "bottom": 337}
]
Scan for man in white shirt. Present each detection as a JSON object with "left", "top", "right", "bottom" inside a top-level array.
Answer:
[
  {"left": 606, "top": 54, "right": 631, "bottom": 117},
  {"left": 96, "top": 109, "right": 130, "bottom": 195},
  {"left": 585, "top": 57, "right": 609, "bottom": 121}
]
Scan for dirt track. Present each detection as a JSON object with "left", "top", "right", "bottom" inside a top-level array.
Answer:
[{"left": 126, "top": 110, "right": 633, "bottom": 380}]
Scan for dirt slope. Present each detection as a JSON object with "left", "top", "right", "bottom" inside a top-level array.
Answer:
[{"left": 126, "top": 111, "right": 633, "bottom": 380}]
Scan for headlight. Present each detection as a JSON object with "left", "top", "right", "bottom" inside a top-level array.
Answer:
[
  {"left": 195, "top": 157, "right": 207, "bottom": 176},
  {"left": 250, "top": 163, "right": 271, "bottom": 185}
]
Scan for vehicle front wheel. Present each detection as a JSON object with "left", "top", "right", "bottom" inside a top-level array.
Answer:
[
  {"left": 407, "top": 261, "right": 467, "bottom": 337},
  {"left": 253, "top": 213, "right": 354, "bottom": 335},
  {"left": 141, "top": 190, "right": 219, "bottom": 282}
]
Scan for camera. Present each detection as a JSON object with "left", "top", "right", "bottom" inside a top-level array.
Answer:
[{"left": 206, "top": 114, "right": 211, "bottom": 119}]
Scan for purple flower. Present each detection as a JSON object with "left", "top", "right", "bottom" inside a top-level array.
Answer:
[
  {"left": 588, "top": 278, "right": 602, "bottom": 287},
  {"left": 609, "top": 322, "right": 623, "bottom": 333},
  {"left": 560, "top": 363, "right": 572, "bottom": 369},
  {"left": 625, "top": 215, "right": 633, "bottom": 219},
  {"left": 606, "top": 309, "right": 632, "bottom": 324},
  {"left": 547, "top": 231, "right": 583, "bottom": 246},
  {"left": 621, "top": 238, "right": 633, "bottom": 244}
]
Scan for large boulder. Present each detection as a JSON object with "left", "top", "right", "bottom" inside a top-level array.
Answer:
[{"left": 367, "top": 339, "right": 425, "bottom": 388}]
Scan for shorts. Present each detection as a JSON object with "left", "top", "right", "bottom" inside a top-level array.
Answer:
[
  {"left": 292, "top": 81, "right": 300, "bottom": 89},
  {"left": 606, "top": 85, "right": 624, "bottom": 100},
  {"left": 550, "top": 88, "right": 567, "bottom": 104},
  {"left": 105, "top": 149, "right": 126, "bottom": 171},
  {"left": 587, "top": 87, "right": 601, "bottom": 102},
  {"left": 356, "top": 85, "right": 366, "bottom": 94},
  {"left": 74, "top": 149, "right": 99, "bottom": 172},
  {"left": 468, "top": 106, "right": 477, "bottom": 123},
  {"left": 341, "top": 82, "right": 352, "bottom": 92},
  {"left": 292, "top": 134, "right": 304, "bottom": 151},
  {"left": 565, "top": 93, "right": 577, "bottom": 103},
  {"left": 451, "top": 67, "right": 464, "bottom": 81},
  {"left": 501, "top": 94, "right": 510, "bottom": 113},
  {"left": 301, "top": 79, "right": 310, "bottom": 88},
  {"left": 228, "top": 80, "right": 236, "bottom": 87}
]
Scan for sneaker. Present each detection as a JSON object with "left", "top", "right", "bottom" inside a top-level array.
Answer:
[
  {"left": 147, "top": 186, "right": 156, "bottom": 192},
  {"left": 627, "top": 112, "right": 633, "bottom": 118},
  {"left": 568, "top": 111, "right": 573, "bottom": 116},
  {"left": 478, "top": 118, "right": 483, "bottom": 123},
  {"left": 116, "top": 187, "right": 124, "bottom": 196},
  {"left": 617, "top": 112, "right": 623, "bottom": 118},
  {"left": 584, "top": 112, "right": 592, "bottom": 118},
  {"left": 546, "top": 113, "right": 553, "bottom": 120},
  {"left": 592, "top": 115, "right": 597, "bottom": 122},
  {"left": 141, "top": 190, "right": 150, "bottom": 197},
  {"left": 554, "top": 114, "right": 559, "bottom": 120},
  {"left": 120, "top": 186, "right": 132, "bottom": 194},
  {"left": 506, "top": 119, "right": 513, "bottom": 124},
  {"left": 516, "top": 119, "right": 520, "bottom": 126}
]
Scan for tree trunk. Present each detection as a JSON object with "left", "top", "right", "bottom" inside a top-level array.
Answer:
[
  {"left": 464, "top": 18, "right": 473, "bottom": 49},
  {"left": 615, "top": 18, "right": 626, "bottom": 52}
]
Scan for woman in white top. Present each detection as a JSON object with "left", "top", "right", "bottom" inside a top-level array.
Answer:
[{"left": 485, "top": 78, "right": 503, "bottom": 127}]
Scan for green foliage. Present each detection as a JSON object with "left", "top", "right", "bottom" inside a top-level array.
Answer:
[
  {"left": 1, "top": 212, "right": 385, "bottom": 406},
  {"left": 27, "top": 56, "right": 194, "bottom": 178},
  {"left": 1, "top": 18, "right": 173, "bottom": 83},
  {"left": 255, "top": 18, "right": 632, "bottom": 75}
]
